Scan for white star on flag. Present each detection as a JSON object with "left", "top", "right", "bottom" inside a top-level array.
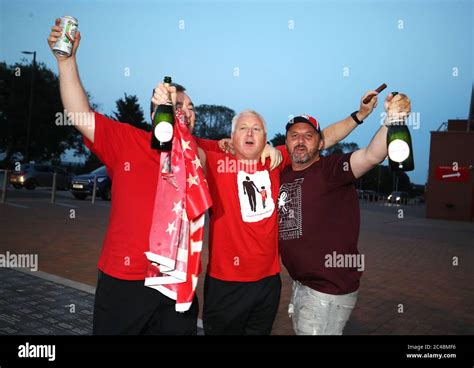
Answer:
[
  {"left": 181, "top": 139, "right": 191, "bottom": 151},
  {"left": 166, "top": 222, "right": 177, "bottom": 235},
  {"left": 172, "top": 201, "right": 182, "bottom": 215},
  {"left": 187, "top": 173, "right": 198, "bottom": 187},
  {"left": 191, "top": 155, "right": 202, "bottom": 169}
]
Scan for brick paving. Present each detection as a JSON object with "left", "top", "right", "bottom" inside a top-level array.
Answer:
[
  {"left": 0, "top": 190, "right": 473, "bottom": 335},
  {"left": 0, "top": 268, "right": 93, "bottom": 335}
]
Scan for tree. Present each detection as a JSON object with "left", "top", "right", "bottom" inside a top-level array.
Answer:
[
  {"left": 193, "top": 104, "right": 234, "bottom": 140},
  {"left": 0, "top": 61, "right": 87, "bottom": 164},
  {"left": 322, "top": 142, "right": 359, "bottom": 156},
  {"left": 111, "top": 93, "right": 150, "bottom": 131},
  {"left": 270, "top": 133, "right": 286, "bottom": 147}
]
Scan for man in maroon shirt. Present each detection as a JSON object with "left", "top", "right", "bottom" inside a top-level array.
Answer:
[{"left": 278, "top": 93, "right": 411, "bottom": 335}]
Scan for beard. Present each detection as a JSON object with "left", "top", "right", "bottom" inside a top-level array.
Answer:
[{"left": 290, "top": 144, "right": 319, "bottom": 164}]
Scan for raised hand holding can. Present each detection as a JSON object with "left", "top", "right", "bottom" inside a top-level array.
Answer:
[{"left": 52, "top": 16, "right": 78, "bottom": 57}]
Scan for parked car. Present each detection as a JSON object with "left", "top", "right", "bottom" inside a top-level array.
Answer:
[
  {"left": 387, "top": 191, "right": 409, "bottom": 204},
  {"left": 9, "top": 164, "right": 72, "bottom": 190},
  {"left": 70, "top": 166, "right": 112, "bottom": 200}
]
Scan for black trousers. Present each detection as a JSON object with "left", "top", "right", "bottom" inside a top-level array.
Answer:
[
  {"left": 203, "top": 273, "right": 281, "bottom": 335},
  {"left": 93, "top": 271, "right": 198, "bottom": 335}
]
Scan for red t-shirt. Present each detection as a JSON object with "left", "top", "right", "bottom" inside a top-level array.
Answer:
[
  {"left": 194, "top": 137, "right": 220, "bottom": 152},
  {"left": 84, "top": 112, "right": 219, "bottom": 280},
  {"left": 278, "top": 153, "right": 361, "bottom": 295},
  {"left": 204, "top": 150, "right": 288, "bottom": 282}
]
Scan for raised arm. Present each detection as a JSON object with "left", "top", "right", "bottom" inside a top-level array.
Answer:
[
  {"left": 350, "top": 93, "right": 411, "bottom": 179},
  {"left": 47, "top": 18, "right": 94, "bottom": 142},
  {"left": 322, "top": 90, "right": 379, "bottom": 149}
]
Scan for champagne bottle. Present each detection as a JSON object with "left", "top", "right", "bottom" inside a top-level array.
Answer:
[
  {"left": 151, "top": 76, "right": 174, "bottom": 151},
  {"left": 387, "top": 119, "right": 414, "bottom": 172}
]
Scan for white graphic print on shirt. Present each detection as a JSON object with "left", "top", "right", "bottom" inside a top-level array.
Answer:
[
  {"left": 278, "top": 178, "right": 303, "bottom": 240},
  {"left": 237, "top": 170, "right": 274, "bottom": 223}
]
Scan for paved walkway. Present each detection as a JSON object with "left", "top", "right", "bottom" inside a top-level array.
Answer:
[
  {"left": 0, "top": 268, "right": 93, "bottom": 335},
  {"left": 0, "top": 192, "right": 473, "bottom": 335}
]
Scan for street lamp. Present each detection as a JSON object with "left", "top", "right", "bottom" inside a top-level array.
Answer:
[{"left": 21, "top": 50, "right": 36, "bottom": 162}]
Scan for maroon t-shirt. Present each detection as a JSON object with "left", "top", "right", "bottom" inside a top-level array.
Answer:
[{"left": 278, "top": 153, "right": 362, "bottom": 295}]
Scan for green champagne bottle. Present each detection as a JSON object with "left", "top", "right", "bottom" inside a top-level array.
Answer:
[
  {"left": 151, "top": 76, "right": 174, "bottom": 151},
  {"left": 387, "top": 121, "right": 414, "bottom": 172}
]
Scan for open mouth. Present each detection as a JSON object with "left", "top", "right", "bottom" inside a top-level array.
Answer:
[
  {"left": 245, "top": 140, "right": 255, "bottom": 146},
  {"left": 295, "top": 145, "right": 307, "bottom": 153}
]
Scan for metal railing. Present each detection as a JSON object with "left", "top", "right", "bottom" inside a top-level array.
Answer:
[{"left": 1, "top": 171, "right": 102, "bottom": 205}]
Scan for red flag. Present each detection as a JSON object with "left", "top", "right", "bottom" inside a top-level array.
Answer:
[{"left": 145, "top": 110, "right": 212, "bottom": 311}]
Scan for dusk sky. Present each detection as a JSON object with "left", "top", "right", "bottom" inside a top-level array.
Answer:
[{"left": 1, "top": 0, "right": 472, "bottom": 184}]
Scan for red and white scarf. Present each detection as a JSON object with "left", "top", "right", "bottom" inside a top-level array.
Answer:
[{"left": 145, "top": 110, "right": 212, "bottom": 312}]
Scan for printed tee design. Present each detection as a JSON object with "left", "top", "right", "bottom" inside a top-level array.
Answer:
[
  {"left": 278, "top": 178, "right": 303, "bottom": 241},
  {"left": 237, "top": 170, "right": 275, "bottom": 223}
]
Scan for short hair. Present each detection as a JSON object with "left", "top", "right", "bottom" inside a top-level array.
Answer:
[
  {"left": 231, "top": 110, "right": 267, "bottom": 134},
  {"left": 150, "top": 83, "right": 187, "bottom": 117}
]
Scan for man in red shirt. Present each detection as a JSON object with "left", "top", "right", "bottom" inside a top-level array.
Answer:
[
  {"left": 48, "top": 21, "right": 207, "bottom": 335},
  {"left": 201, "top": 110, "right": 284, "bottom": 334},
  {"left": 278, "top": 94, "right": 411, "bottom": 335}
]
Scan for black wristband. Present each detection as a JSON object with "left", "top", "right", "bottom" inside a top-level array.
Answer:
[{"left": 351, "top": 111, "right": 363, "bottom": 125}]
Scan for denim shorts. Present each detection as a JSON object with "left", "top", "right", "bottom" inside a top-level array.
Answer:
[{"left": 289, "top": 281, "right": 358, "bottom": 335}]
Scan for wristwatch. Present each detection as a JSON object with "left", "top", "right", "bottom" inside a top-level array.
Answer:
[{"left": 351, "top": 111, "right": 364, "bottom": 125}]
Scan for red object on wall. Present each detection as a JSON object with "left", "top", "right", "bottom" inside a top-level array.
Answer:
[{"left": 435, "top": 166, "right": 470, "bottom": 183}]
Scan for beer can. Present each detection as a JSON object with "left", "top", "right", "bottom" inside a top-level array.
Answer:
[{"left": 53, "top": 16, "right": 78, "bottom": 57}]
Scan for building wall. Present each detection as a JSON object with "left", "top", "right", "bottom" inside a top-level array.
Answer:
[{"left": 426, "top": 131, "right": 474, "bottom": 221}]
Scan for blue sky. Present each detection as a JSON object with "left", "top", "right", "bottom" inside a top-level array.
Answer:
[{"left": 1, "top": 0, "right": 472, "bottom": 184}]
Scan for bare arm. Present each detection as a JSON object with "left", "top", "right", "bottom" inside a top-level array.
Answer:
[
  {"left": 350, "top": 125, "right": 388, "bottom": 179},
  {"left": 322, "top": 90, "right": 379, "bottom": 149},
  {"left": 350, "top": 93, "right": 412, "bottom": 179},
  {"left": 48, "top": 19, "right": 94, "bottom": 142},
  {"left": 322, "top": 115, "right": 358, "bottom": 150},
  {"left": 57, "top": 58, "right": 94, "bottom": 141}
]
